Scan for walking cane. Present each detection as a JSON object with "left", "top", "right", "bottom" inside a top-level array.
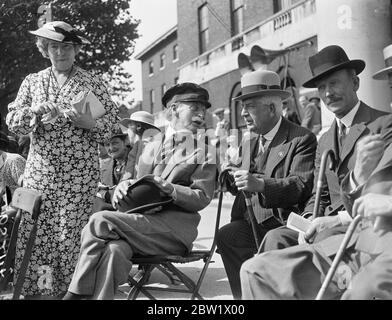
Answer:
[
  {"left": 315, "top": 214, "right": 362, "bottom": 300},
  {"left": 313, "top": 149, "right": 337, "bottom": 219},
  {"left": 243, "top": 191, "right": 261, "bottom": 249}
]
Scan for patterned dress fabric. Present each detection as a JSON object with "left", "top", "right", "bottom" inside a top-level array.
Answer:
[{"left": 6, "top": 66, "right": 119, "bottom": 297}]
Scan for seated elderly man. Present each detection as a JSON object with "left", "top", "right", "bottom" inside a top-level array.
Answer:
[
  {"left": 63, "top": 82, "right": 216, "bottom": 300},
  {"left": 240, "top": 45, "right": 392, "bottom": 300},
  {"left": 216, "top": 70, "right": 317, "bottom": 299}
]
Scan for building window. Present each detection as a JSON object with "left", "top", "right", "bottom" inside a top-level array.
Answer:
[
  {"left": 173, "top": 44, "right": 178, "bottom": 61},
  {"left": 198, "top": 4, "right": 209, "bottom": 54},
  {"left": 273, "top": 0, "right": 283, "bottom": 13},
  {"left": 150, "top": 89, "right": 155, "bottom": 113},
  {"left": 161, "top": 83, "right": 167, "bottom": 102},
  {"left": 149, "top": 61, "right": 154, "bottom": 76},
  {"left": 174, "top": 77, "right": 179, "bottom": 85},
  {"left": 231, "top": 0, "right": 244, "bottom": 36},
  {"left": 160, "top": 53, "right": 166, "bottom": 69}
]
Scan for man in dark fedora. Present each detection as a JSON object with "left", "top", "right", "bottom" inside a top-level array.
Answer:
[
  {"left": 63, "top": 83, "right": 217, "bottom": 300},
  {"left": 240, "top": 45, "right": 392, "bottom": 300},
  {"left": 216, "top": 70, "right": 317, "bottom": 299}
]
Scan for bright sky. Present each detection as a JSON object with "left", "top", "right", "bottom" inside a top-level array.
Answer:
[{"left": 124, "top": 0, "right": 177, "bottom": 104}]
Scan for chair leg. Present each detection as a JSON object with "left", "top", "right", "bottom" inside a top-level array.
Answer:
[
  {"left": 162, "top": 263, "right": 203, "bottom": 299},
  {"left": 156, "top": 264, "right": 181, "bottom": 285},
  {"left": 191, "top": 255, "right": 215, "bottom": 300},
  {"left": 127, "top": 265, "right": 155, "bottom": 300}
]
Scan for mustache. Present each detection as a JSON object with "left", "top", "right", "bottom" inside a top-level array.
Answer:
[
  {"left": 192, "top": 117, "right": 205, "bottom": 125},
  {"left": 325, "top": 96, "right": 342, "bottom": 105}
]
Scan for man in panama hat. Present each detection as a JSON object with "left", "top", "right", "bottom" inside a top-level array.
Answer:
[
  {"left": 216, "top": 69, "right": 317, "bottom": 299},
  {"left": 240, "top": 45, "right": 392, "bottom": 300}
]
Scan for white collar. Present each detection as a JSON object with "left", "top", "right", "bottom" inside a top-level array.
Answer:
[
  {"left": 337, "top": 100, "right": 361, "bottom": 129},
  {"left": 261, "top": 116, "right": 283, "bottom": 142}
]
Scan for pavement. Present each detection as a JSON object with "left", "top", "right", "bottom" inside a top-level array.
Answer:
[{"left": 115, "top": 193, "right": 235, "bottom": 300}]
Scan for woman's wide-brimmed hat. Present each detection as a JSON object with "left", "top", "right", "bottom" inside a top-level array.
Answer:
[
  {"left": 373, "top": 44, "right": 392, "bottom": 80},
  {"left": 233, "top": 70, "right": 291, "bottom": 101},
  {"left": 303, "top": 45, "right": 365, "bottom": 88},
  {"left": 29, "top": 21, "right": 90, "bottom": 45},
  {"left": 120, "top": 111, "right": 160, "bottom": 131}
]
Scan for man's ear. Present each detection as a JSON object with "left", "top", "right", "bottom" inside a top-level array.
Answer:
[
  {"left": 353, "top": 75, "right": 360, "bottom": 92},
  {"left": 269, "top": 103, "right": 276, "bottom": 115}
]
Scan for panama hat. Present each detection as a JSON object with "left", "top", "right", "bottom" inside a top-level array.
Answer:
[
  {"left": 303, "top": 45, "right": 365, "bottom": 88},
  {"left": 120, "top": 111, "right": 160, "bottom": 131},
  {"left": 213, "top": 107, "right": 226, "bottom": 115},
  {"left": 373, "top": 44, "right": 392, "bottom": 80},
  {"left": 116, "top": 175, "right": 173, "bottom": 214},
  {"left": 233, "top": 70, "right": 291, "bottom": 101},
  {"left": 29, "top": 21, "right": 90, "bottom": 45},
  {"left": 162, "top": 83, "right": 211, "bottom": 109}
]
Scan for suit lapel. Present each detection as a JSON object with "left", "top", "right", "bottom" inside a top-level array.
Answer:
[
  {"left": 371, "top": 143, "right": 392, "bottom": 176},
  {"left": 239, "top": 134, "right": 258, "bottom": 171},
  {"left": 264, "top": 118, "right": 289, "bottom": 176},
  {"left": 339, "top": 102, "right": 370, "bottom": 168}
]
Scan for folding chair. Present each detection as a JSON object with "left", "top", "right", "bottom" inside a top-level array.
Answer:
[
  {"left": 0, "top": 188, "right": 42, "bottom": 300},
  {"left": 126, "top": 174, "right": 225, "bottom": 300}
]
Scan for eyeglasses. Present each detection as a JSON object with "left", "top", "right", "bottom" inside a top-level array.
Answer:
[{"left": 171, "top": 102, "right": 206, "bottom": 114}]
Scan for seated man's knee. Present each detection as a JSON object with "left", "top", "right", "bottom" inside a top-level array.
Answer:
[
  {"left": 260, "top": 227, "right": 297, "bottom": 253},
  {"left": 82, "top": 210, "right": 116, "bottom": 239},
  {"left": 217, "top": 222, "right": 239, "bottom": 249}
]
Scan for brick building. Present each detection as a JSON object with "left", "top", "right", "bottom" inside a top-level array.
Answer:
[{"left": 137, "top": 0, "right": 392, "bottom": 132}]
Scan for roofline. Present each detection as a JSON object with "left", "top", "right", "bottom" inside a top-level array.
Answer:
[{"left": 134, "top": 25, "right": 178, "bottom": 60}]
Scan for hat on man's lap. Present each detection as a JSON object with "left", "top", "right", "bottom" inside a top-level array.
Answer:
[{"left": 116, "top": 175, "right": 173, "bottom": 214}]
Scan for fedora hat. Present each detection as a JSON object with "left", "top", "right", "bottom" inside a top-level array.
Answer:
[
  {"left": 29, "top": 21, "right": 90, "bottom": 45},
  {"left": 303, "top": 45, "right": 365, "bottom": 88},
  {"left": 373, "top": 44, "right": 392, "bottom": 80},
  {"left": 233, "top": 70, "right": 291, "bottom": 101},
  {"left": 120, "top": 111, "right": 160, "bottom": 131},
  {"left": 116, "top": 175, "right": 173, "bottom": 214},
  {"left": 162, "top": 83, "right": 211, "bottom": 109}
]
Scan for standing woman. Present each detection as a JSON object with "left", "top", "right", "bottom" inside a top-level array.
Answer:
[{"left": 6, "top": 21, "right": 119, "bottom": 298}]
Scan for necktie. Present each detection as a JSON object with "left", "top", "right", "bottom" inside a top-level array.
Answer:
[
  {"left": 338, "top": 121, "right": 347, "bottom": 151},
  {"left": 258, "top": 135, "right": 267, "bottom": 156}
]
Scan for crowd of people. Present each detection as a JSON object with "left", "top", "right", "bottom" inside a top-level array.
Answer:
[{"left": 1, "top": 19, "right": 392, "bottom": 300}]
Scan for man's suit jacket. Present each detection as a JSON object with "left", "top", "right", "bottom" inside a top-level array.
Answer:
[
  {"left": 303, "top": 102, "right": 392, "bottom": 218},
  {"left": 135, "top": 132, "right": 217, "bottom": 251},
  {"left": 339, "top": 139, "right": 392, "bottom": 255},
  {"left": 229, "top": 117, "right": 317, "bottom": 225}
]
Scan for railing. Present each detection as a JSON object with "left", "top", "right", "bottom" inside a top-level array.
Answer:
[{"left": 179, "top": 0, "right": 316, "bottom": 82}]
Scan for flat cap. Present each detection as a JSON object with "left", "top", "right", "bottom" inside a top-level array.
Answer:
[{"left": 162, "top": 82, "right": 211, "bottom": 108}]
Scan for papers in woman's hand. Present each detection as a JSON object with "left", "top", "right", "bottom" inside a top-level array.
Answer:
[{"left": 71, "top": 90, "right": 106, "bottom": 119}]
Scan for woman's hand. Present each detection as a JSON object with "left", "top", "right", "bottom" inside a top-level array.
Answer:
[
  {"left": 31, "top": 102, "right": 58, "bottom": 118},
  {"left": 68, "top": 102, "right": 96, "bottom": 130}
]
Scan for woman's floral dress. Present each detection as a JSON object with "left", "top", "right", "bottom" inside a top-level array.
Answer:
[{"left": 6, "top": 66, "right": 119, "bottom": 297}]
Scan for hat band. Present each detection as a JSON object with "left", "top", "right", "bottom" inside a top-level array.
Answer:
[
  {"left": 241, "top": 84, "right": 281, "bottom": 95},
  {"left": 53, "top": 26, "right": 82, "bottom": 44},
  {"left": 385, "top": 56, "right": 392, "bottom": 68},
  {"left": 312, "top": 61, "right": 348, "bottom": 76}
]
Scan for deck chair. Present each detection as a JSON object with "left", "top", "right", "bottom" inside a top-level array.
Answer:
[
  {"left": 0, "top": 188, "right": 42, "bottom": 300},
  {"left": 126, "top": 173, "right": 226, "bottom": 300}
]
